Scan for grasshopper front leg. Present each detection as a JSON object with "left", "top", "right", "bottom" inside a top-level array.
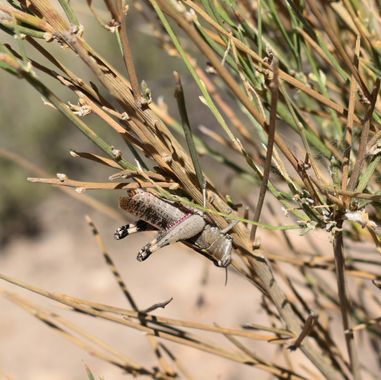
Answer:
[{"left": 137, "top": 214, "right": 206, "bottom": 262}]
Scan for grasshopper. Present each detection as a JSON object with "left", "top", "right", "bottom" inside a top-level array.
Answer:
[{"left": 114, "top": 189, "right": 233, "bottom": 267}]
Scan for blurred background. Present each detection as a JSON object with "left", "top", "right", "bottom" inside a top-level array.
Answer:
[
  {"left": 1, "top": 1, "right": 378, "bottom": 380},
  {"left": 0, "top": 2, "right": 274, "bottom": 379}
]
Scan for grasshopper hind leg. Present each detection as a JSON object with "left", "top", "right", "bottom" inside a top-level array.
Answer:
[
  {"left": 137, "top": 235, "right": 163, "bottom": 262},
  {"left": 114, "top": 220, "right": 150, "bottom": 240},
  {"left": 137, "top": 214, "right": 206, "bottom": 262}
]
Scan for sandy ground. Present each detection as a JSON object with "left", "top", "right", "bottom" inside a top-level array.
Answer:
[
  {"left": 0, "top": 193, "right": 378, "bottom": 380},
  {"left": 0, "top": 193, "right": 285, "bottom": 380}
]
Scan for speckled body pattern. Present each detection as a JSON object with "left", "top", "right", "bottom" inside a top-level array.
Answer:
[
  {"left": 119, "top": 190, "right": 186, "bottom": 230},
  {"left": 116, "top": 189, "right": 232, "bottom": 267}
]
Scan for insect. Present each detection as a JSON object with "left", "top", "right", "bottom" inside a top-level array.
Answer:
[{"left": 114, "top": 189, "right": 234, "bottom": 267}]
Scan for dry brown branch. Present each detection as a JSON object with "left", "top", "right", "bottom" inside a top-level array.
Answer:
[
  {"left": 0, "top": 290, "right": 168, "bottom": 378},
  {"left": 0, "top": 147, "right": 124, "bottom": 222},
  {"left": 250, "top": 60, "right": 279, "bottom": 243},
  {"left": 27, "top": 176, "right": 179, "bottom": 191},
  {"left": 341, "top": 35, "right": 360, "bottom": 206},
  {"left": 288, "top": 312, "right": 319, "bottom": 352},
  {"left": 332, "top": 221, "right": 362, "bottom": 380}
]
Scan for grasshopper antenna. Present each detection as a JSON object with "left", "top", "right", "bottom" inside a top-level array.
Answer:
[{"left": 224, "top": 267, "right": 229, "bottom": 286}]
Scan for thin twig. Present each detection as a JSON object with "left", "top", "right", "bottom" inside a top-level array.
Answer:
[
  {"left": 27, "top": 176, "right": 179, "bottom": 191},
  {"left": 347, "top": 79, "right": 380, "bottom": 191},
  {"left": 306, "top": 0, "right": 370, "bottom": 100},
  {"left": 180, "top": 0, "right": 352, "bottom": 117},
  {"left": 85, "top": 216, "right": 178, "bottom": 377},
  {"left": 174, "top": 71, "right": 206, "bottom": 197},
  {"left": 341, "top": 35, "right": 360, "bottom": 206},
  {"left": 0, "top": 290, "right": 160, "bottom": 378},
  {"left": 69, "top": 150, "right": 123, "bottom": 169},
  {"left": 250, "top": 59, "right": 279, "bottom": 244},
  {"left": 159, "top": 343, "right": 196, "bottom": 380},
  {"left": 140, "top": 298, "right": 173, "bottom": 314},
  {"left": 115, "top": 1, "right": 141, "bottom": 105},
  {"left": 85, "top": 216, "right": 139, "bottom": 311},
  {"left": 220, "top": 325, "right": 309, "bottom": 380},
  {"left": 0, "top": 147, "right": 124, "bottom": 222},
  {"left": 332, "top": 221, "right": 362, "bottom": 380},
  {"left": 0, "top": 271, "right": 253, "bottom": 365},
  {"left": 288, "top": 312, "right": 318, "bottom": 351},
  {"left": 345, "top": 316, "right": 381, "bottom": 334},
  {"left": 146, "top": 335, "right": 177, "bottom": 378}
]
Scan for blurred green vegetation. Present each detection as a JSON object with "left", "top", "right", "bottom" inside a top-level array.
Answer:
[{"left": 0, "top": 2, "right": 204, "bottom": 246}]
